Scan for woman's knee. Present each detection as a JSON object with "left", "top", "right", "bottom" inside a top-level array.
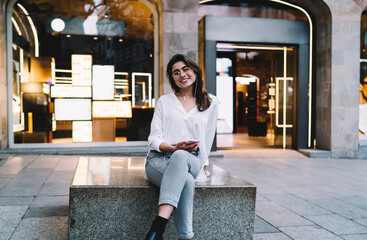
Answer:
[
  {"left": 171, "top": 150, "right": 189, "bottom": 165},
  {"left": 172, "top": 149, "right": 189, "bottom": 159},
  {"left": 184, "top": 174, "right": 195, "bottom": 190}
]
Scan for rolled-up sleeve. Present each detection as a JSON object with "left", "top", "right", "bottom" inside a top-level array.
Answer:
[{"left": 148, "top": 98, "right": 165, "bottom": 152}]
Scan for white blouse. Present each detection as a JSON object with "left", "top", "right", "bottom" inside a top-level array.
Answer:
[{"left": 148, "top": 92, "right": 219, "bottom": 166}]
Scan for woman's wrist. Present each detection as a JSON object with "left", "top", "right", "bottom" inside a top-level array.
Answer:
[{"left": 159, "top": 142, "right": 178, "bottom": 153}]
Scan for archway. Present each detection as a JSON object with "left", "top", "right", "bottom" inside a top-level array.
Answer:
[{"left": 199, "top": 0, "right": 332, "bottom": 150}]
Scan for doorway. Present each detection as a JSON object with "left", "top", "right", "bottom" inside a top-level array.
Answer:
[{"left": 216, "top": 43, "right": 298, "bottom": 149}]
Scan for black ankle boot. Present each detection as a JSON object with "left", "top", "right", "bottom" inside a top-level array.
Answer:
[{"left": 144, "top": 230, "right": 163, "bottom": 240}]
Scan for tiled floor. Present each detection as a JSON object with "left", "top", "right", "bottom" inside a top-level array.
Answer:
[
  {"left": 0, "top": 150, "right": 367, "bottom": 239},
  {"left": 211, "top": 149, "right": 367, "bottom": 240}
]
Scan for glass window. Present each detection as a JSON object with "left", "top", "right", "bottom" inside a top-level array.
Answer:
[{"left": 11, "top": 0, "right": 156, "bottom": 144}]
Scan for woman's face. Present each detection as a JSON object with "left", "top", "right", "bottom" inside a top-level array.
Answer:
[{"left": 171, "top": 61, "right": 196, "bottom": 90}]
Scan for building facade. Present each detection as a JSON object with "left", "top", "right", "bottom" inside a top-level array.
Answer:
[{"left": 0, "top": 0, "right": 366, "bottom": 158}]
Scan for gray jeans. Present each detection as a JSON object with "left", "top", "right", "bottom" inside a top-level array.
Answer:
[{"left": 145, "top": 149, "right": 201, "bottom": 239}]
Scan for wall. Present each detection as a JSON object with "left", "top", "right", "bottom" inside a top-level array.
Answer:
[
  {"left": 323, "top": 0, "right": 362, "bottom": 158},
  {"left": 0, "top": 0, "right": 7, "bottom": 150},
  {"left": 161, "top": 0, "right": 198, "bottom": 94}
]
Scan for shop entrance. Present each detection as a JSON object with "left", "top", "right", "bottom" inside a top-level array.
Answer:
[{"left": 216, "top": 43, "right": 298, "bottom": 149}]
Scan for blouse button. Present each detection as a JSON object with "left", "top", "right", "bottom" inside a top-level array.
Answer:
[{"left": 184, "top": 116, "right": 188, "bottom": 120}]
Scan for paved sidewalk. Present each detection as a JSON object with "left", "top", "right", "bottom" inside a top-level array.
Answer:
[{"left": 0, "top": 150, "right": 367, "bottom": 240}]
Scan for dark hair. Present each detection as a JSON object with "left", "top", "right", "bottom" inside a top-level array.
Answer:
[{"left": 166, "top": 54, "right": 211, "bottom": 111}]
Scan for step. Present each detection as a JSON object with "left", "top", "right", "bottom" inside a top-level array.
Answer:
[{"left": 298, "top": 149, "right": 331, "bottom": 158}]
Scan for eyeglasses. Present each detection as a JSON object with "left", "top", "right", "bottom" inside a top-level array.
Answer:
[{"left": 172, "top": 66, "right": 192, "bottom": 79}]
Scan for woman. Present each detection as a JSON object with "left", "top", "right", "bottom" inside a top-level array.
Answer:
[{"left": 144, "top": 54, "right": 219, "bottom": 240}]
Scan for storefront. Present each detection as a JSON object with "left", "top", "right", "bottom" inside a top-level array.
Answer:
[{"left": 1, "top": 0, "right": 364, "bottom": 158}]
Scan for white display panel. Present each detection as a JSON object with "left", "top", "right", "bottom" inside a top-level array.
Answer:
[
  {"left": 92, "top": 101, "right": 132, "bottom": 118},
  {"left": 92, "top": 65, "right": 115, "bottom": 100},
  {"left": 51, "top": 86, "right": 92, "bottom": 98},
  {"left": 216, "top": 76, "right": 233, "bottom": 134},
  {"left": 54, "top": 99, "right": 91, "bottom": 121},
  {"left": 72, "top": 121, "right": 92, "bottom": 142},
  {"left": 72, "top": 54, "right": 92, "bottom": 86}
]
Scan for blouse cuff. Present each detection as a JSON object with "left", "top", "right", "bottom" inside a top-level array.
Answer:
[
  {"left": 203, "top": 158, "right": 209, "bottom": 166},
  {"left": 152, "top": 140, "right": 164, "bottom": 152}
]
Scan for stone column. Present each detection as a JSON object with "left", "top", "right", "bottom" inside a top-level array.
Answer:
[
  {"left": 161, "top": 0, "right": 199, "bottom": 94},
  {"left": 324, "top": 0, "right": 362, "bottom": 158},
  {"left": 0, "top": 0, "right": 8, "bottom": 150}
]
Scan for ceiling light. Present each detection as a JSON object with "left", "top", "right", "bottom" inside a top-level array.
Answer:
[{"left": 51, "top": 18, "right": 65, "bottom": 32}]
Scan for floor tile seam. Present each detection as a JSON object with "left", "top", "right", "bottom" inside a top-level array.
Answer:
[
  {"left": 336, "top": 199, "right": 367, "bottom": 213},
  {"left": 309, "top": 197, "right": 367, "bottom": 218},
  {"left": 7, "top": 197, "right": 35, "bottom": 240},
  {"left": 281, "top": 191, "right": 340, "bottom": 215},
  {"left": 278, "top": 223, "right": 344, "bottom": 239},
  {"left": 255, "top": 231, "right": 295, "bottom": 240},
  {"left": 302, "top": 214, "right": 367, "bottom": 236},
  {"left": 257, "top": 199, "right": 339, "bottom": 227},
  {"left": 255, "top": 215, "right": 281, "bottom": 233},
  {"left": 34, "top": 167, "right": 58, "bottom": 199},
  {"left": 0, "top": 155, "right": 42, "bottom": 185},
  {"left": 42, "top": 157, "right": 65, "bottom": 185},
  {"left": 279, "top": 198, "right": 340, "bottom": 217},
  {"left": 271, "top": 193, "right": 336, "bottom": 216},
  {"left": 255, "top": 206, "right": 317, "bottom": 223},
  {"left": 339, "top": 233, "right": 367, "bottom": 237}
]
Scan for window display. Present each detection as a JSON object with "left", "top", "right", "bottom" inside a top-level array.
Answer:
[{"left": 11, "top": 0, "right": 156, "bottom": 144}]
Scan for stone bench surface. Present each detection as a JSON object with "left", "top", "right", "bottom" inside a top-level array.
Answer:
[{"left": 69, "top": 156, "right": 256, "bottom": 240}]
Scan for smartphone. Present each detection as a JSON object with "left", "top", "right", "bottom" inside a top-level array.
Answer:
[{"left": 186, "top": 140, "right": 200, "bottom": 145}]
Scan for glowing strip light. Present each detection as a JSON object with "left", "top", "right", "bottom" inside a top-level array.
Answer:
[
  {"left": 11, "top": 17, "right": 22, "bottom": 35},
  {"left": 132, "top": 72, "right": 152, "bottom": 107},
  {"left": 19, "top": 48, "right": 23, "bottom": 82},
  {"left": 283, "top": 47, "right": 287, "bottom": 148},
  {"left": 115, "top": 72, "right": 128, "bottom": 75},
  {"left": 55, "top": 80, "right": 72, "bottom": 83},
  {"left": 216, "top": 43, "right": 293, "bottom": 51},
  {"left": 269, "top": 0, "right": 313, "bottom": 148},
  {"left": 17, "top": 3, "right": 39, "bottom": 57},
  {"left": 55, "top": 69, "right": 72, "bottom": 73}
]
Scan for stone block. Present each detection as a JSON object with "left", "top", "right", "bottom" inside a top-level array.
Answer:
[
  {"left": 69, "top": 157, "right": 256, "bottom": 240},
  {"left": 298, "top": 149, "right": 331, "bottom": 158}
]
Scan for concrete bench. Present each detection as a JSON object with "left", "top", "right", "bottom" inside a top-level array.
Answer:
[{"left": 69, "top": 156, "right": 256, "bottom": 240}]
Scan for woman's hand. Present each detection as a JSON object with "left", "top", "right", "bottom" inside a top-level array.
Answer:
[
  {"left": 175, "top": 141, "right": 199, "bottom": 153},
  {"left": 159, "top": 141, "right": 199, "bottom": 153},
  {"left": 204, "top": 165, "right": 211, "bottom": 177}
]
